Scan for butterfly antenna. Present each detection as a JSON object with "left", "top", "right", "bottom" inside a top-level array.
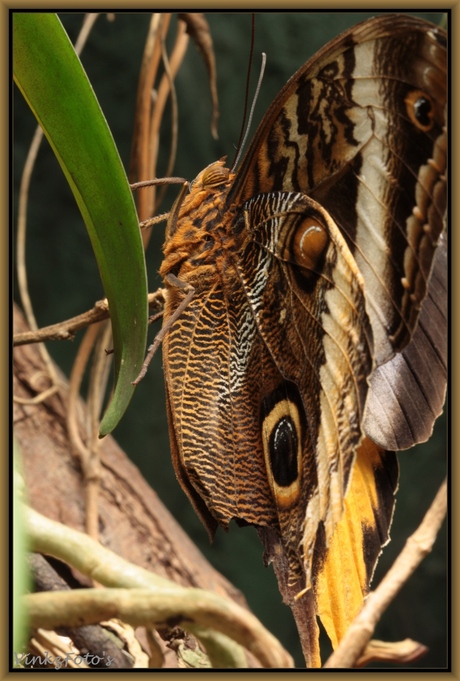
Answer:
[
  {"left": 230, "top": 15, "right": 255, "bottom": 170},
  {"left": 231, "top": 52, "right": 266, "bottom": 172}
]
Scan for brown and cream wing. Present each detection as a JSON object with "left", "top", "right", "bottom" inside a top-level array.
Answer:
[{"left": 229, "top": 14, "right": 447, "bottom": 369}]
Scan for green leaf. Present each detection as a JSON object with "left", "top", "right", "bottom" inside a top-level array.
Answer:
[{"left": 13, "top": 13, "right": 148, "bottom": 435}]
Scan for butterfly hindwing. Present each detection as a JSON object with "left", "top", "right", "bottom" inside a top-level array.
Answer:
[
  {"left": 236, "top": 191, "right": 374, "bottom": 584},
  {"left": 364, "top": 233, "right": 447, "bottom": 450},
  {"left": 163, "top": 186, "right": 374, "bottom": 588}
]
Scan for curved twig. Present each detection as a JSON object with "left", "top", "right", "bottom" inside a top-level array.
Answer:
[
  {"left": 25, "top": 506, "right": 293, "bottom": 669},
  {"left": 152, "top": 18, "right": 189, "bottom": 212},
  {"left": 130, "top": 13, "right": 168, "bottom": 227},
  {"left": 84, "top": 321, "right": 114, "bottom": 541}
]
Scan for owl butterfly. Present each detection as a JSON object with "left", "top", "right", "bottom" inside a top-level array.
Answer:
[{"left": 159, "top": 15, "right": 447, "bottom": 666}]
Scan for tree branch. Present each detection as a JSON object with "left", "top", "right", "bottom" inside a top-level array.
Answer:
[
  {"left": 24, "top": 506, "right": 293, "bottom": 669},
  {"left": 13, "top": 291, "right": 165, "bottom": 347}
]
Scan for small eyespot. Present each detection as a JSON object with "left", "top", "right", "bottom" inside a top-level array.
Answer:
[
  {"left": 405, "top": 90, "right": 435, "bottom": 132},
  {"left": 292, "top": 216, "right": 329, "bottom": 273}
]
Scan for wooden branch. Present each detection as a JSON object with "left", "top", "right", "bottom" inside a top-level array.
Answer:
[
  {"left": 24, "top": 587, "right": 292, "bottom": 669},
  {"left": 13, "top": 299, "right": 110, "bottom": 346},
  {"left": 323, "top": 479, "right": 447, "bottom": 668}
]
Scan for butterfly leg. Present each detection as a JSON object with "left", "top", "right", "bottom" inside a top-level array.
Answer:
[{"left": 132, "top": 274, "right": 195, "bottom": 385}]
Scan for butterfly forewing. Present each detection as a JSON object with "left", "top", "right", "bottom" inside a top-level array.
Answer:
[{"left": 229, "top": 14, "right": 447, "bottom": 367}]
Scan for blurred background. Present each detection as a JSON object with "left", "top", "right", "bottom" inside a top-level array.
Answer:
[{"left": 13, "top": 12, "right": 447, "bottom": 668}]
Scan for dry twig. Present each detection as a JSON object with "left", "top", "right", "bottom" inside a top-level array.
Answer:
[
  {"left": 130, "top": 13, "right": 170, "bottom": 227},
  {"left": 13, "top": 291, "right": 165, "bottom": 347},
  {"left": 178, "top": 13, "right": 219, "bottom": 138}
]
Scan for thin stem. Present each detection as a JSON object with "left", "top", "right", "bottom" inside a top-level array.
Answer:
[
  {"left": 84, "top": 321, "right": 113, "bottom": 542},
  {"left": 152, "top": 19, "right": 189, "bottom": 212},
  {"left": 13, "top": 292, "right": 164, "bottom": 347}
]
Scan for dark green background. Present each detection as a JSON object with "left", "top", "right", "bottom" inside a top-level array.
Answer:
[{"left": 13, "top": 12, "right": 448, "bottom": 668}]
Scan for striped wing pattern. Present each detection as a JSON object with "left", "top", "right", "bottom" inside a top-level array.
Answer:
[{"left": 230, "top": 14, "right": 447, "bottom": 369}]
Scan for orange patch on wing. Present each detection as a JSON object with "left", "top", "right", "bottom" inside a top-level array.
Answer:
[{"left": 314, "top": 438, "right": 395, "bottom": 649}]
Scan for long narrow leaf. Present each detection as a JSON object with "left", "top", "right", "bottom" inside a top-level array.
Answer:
[{"left": 13, "top": 13, "right": 148, "bottom": 435}]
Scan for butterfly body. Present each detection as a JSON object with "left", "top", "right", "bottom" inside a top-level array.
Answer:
[{"left": 158, "top": 14, "right": 447, "bottom": 664}]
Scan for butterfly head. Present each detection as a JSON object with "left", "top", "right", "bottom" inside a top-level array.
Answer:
[{"left": 189, "top": 157, "right": 233, "bottom": 192}]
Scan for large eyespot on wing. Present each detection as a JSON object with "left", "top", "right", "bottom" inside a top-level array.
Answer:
[
  {"left": 259, "top": 381, "right": 309, "bottom": 584},
  {"left": 261, "top": 382, "right": 305, "bottom": 511}
]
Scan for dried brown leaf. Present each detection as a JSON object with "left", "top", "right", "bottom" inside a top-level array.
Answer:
[
  {"left": 178, "top": 13, "right": 219, "bottom": 138},
  {"left": 355, "top": 639, "right": 428, "bottom": 667}
]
